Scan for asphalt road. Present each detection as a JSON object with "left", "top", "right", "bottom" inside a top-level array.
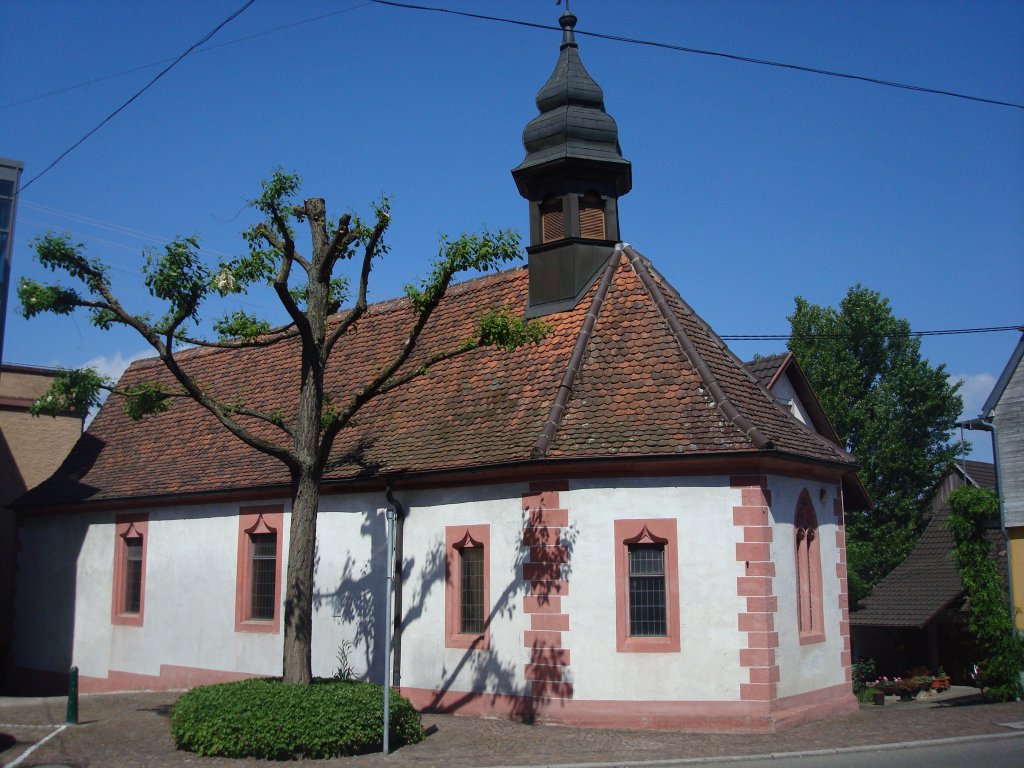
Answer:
[{"left": 719, "top": 735, "right": 1024, "bottom": 768}]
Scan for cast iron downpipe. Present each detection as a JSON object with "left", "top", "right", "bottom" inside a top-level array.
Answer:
[{"left": 385, "top": 484, "right": 405, "bottom": 689}]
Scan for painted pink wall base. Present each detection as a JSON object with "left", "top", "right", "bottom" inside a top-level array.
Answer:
[
  {"left": 80, "top": 664, "right": 260, "bottom": 693},
  {"left": 401, "top": 682, "right": 857, "bottom": 732}
]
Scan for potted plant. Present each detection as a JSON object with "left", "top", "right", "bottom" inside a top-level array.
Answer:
[
  {"left": 931, "top": 666, "right": 950, "bottom": 691},
  {"left": 871, "top": 676, "right": 901, "bottom": 696}
]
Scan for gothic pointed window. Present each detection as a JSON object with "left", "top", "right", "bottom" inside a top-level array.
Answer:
[
  {"left": 445, "top": 525, "right": 491, "bottom": 649},
  {"left": 235, "top": 506, "right": 283, "bottom": 633},
  {"left": 112, "top": 515, "right": 147, "bottom": 626},
  {"left": 614, "top": 519, "right": 680, "bottom": 652},
  {"left": 795, "top": 491, "right": 825, "bottom": 643}
]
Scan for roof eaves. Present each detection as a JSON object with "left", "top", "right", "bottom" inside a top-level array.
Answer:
[
  {"left": 764, "top": 351, "right": 794, "bottom": 390},
  {"left": 775, "top": 355, "right": 844, "bottom": 448},
  {"left": 982, "top": 332, "right": 1024, "bottom": 417},
  {"left": 624, "top": 246, "right": 773, "bottom": 451}
]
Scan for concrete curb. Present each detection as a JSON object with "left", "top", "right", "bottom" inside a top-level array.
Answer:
[{"left": 486, "top": 729, "right": 1024, "bottom": 768}]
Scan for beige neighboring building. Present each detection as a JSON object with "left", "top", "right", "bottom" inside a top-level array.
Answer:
[{"left": 1, "top": 363, "right": 83, "bottom": 691}]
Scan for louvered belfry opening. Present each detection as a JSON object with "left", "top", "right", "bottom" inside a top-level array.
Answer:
[
  {"left": 579, "top": 192, "right": 606, "bottom": 240},
  {"left": 512, "top": 7, "right": 631, "bottom": 317},
  {"left": 541, "top": 195, "right": 565, "bottom": 243}
]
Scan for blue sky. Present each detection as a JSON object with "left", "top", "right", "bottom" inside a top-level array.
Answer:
[{"left": 2, "top": 1, "right": 1022, "bottom": 460}]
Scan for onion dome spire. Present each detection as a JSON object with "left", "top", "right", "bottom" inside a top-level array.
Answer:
[
  {"left": 513, "top": 9, "right": 631, "bottom": 196},
  {"left": 512, "top": 6, "right": 632, "bottom": 317}
]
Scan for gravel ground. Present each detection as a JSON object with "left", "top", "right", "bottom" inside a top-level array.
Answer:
[{"left": 1, "top": 688, "right": 1022, "bottom": 768}]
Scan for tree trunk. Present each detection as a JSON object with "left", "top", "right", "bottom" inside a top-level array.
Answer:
[{"left": 282, "top": 465, "right": 321, "bottom": 684}]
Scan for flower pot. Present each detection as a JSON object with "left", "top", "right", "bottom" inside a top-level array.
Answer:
[
  {"left": 931, "top": 677, "right": 950, "bottom": 691},
  {"left": 872, "top": 692, "right": 885, "bottom": 705}
]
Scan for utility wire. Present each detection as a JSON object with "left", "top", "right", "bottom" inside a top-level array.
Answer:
[
  {"left": 369, "top": 0, "right": 1024, "bottom": 111},
  {"left": 17, "top": 0, "right": 259, "bottom": 194},
  {"left": 720, "top": 325, "right": 1023, "bottom": 341},
  {"left": 1, "top": 2, "right": 371, "bottom": 111}
]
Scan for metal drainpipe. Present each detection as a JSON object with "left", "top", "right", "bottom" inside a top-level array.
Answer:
[
  {"left": 957, "top": 417, "right": 1022, "bottom": 697},
  {"left": 385, "top": 484, "right": 405, "bottom": 689}
]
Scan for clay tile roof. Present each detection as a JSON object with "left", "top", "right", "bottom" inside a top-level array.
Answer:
[
  {"left": 17, "top": 248, "right": 853, "bottom": 511},
  {"left": 744, "top": 354, "right": 789, "bottom": 390},
  {"left": 959, "top": 459, "right": 996, "bottom": 491}
]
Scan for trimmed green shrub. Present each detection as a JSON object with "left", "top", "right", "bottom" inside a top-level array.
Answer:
[
  {"left": 170, "top": 678, "right": 423, "bottom": 759},
  {"left": 851, "top": 658, "right": 877, "bottom": 696}
]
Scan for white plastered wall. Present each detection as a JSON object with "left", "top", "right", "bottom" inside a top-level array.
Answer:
[
  {"left": 771, "top": 374, "right": 815, "bottom": 431},
  {"left": 16, "top": 473, "right": 848, "bottom": 704},
  {"left": 16, "top": 501, "right": 292, "bottom": 682},
  {"left": 568, "top": 477, "right": 744, "bottom": 701},
  {"left": 389, "top": 483, "right": 532, "bottom": 698}
]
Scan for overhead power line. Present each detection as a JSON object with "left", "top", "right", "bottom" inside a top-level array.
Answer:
[
  {"left": 720, "top": 325, "right": 1023, "bottom": 341},
  {"left": 17, "top": 0, "right": 258, "bottom": 194},
  {"left": 369, "top": 0, "right": 1024, "bottom": 111},
  {"left": 0, "top": 2, "right": 372, "bottom": 111}
]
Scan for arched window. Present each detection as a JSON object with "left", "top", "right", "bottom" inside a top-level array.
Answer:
[
  {"left": 794, "top": 491, "right": 825, "bottom": 643},
  {"left": 578, "top": 191, "right": 606, "bottom": 239},
  {"left": 540, "top": 195, "right": 565, "bottom": 243}
]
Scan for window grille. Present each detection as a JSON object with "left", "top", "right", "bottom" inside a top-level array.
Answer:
[
  {"left": 123, "top": 537, "right": 143, "bottom": 613},
  {"left": 460, "top": 546, "right": 485, "bottom": 634},
  {"left": 250, "top": 533, "right": 277, "bottom": 621},
  {"left": 628, "top": 543, "right": 667, "bottom": 636}
]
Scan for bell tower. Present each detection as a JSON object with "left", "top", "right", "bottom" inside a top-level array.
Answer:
[{"left": 512, "top": 7, "right": 631, "bottom": 317}]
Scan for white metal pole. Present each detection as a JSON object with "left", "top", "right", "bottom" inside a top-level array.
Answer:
[{"left": 382, "top": 506, "right": 396, "bottom": 755}]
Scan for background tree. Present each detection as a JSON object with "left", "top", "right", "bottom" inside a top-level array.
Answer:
[
  {"left": 787, "top": 285, "right": 962, "bottom": 605},
  {"left": 18, "top": 170, "right": 547, "bottom": 684}
]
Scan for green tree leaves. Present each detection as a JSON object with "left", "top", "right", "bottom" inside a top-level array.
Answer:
[
  {"left": 18, "top": 170, "right": 546, "bottom": 685},
  {"left": 27, "top": 367, "right": 108, "bottom": 417},
  {"left": 947, "top": 486, "right": 1024, "bottom": 701},
  {"left": 477, "top": 305, "right": 549, "bottom": 352},
  {"left": 404, "top": 230, "right": 521, "bottom": 313},
  {"left": 788, "top": 285, "right": 963, "bottom": 605}
]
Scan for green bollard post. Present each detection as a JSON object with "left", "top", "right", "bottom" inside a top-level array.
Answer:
[{"left": 66, "top": 666, "right": 78, "bottom": 724}]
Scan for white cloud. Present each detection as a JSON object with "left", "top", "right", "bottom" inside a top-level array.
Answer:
[
  {"left": 81, "top": 349, "right": 152, "bottom": 384},
  {"left": 80, "top": 349, "right": 152, "bottom": 427},
  {"left": 951, "top": 372, "right": 996, "bottom": 421}
]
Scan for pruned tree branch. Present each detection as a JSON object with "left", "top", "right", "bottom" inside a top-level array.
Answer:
[
  {"left": 267, "top": 203, "right": 310, "bottom": 272},
  {"left": 176, "top": 324, "right": 301, "bottom": 349},
  {"left": 322, "top": 214, "right": 390, "bottom": 361}
]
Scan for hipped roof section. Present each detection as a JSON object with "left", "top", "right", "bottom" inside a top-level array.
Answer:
[
  {"left": 850, "top": 460, "right": 999, "bottom": 628},
  {"left": 18, "top": 248, "right": 853, "bottom": 510}
]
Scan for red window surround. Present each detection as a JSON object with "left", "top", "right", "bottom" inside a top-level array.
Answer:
[
  {"left": 795, "top": 491, "right": 825, "bottom": 644},
  {"left": 614, "top": 518, "right": 680, "bottom": 653},
  {"left": 111, "top": 513, "right": 148, "bottom": 627},
  {"left": 445, "top": 524, "right": 491, "bottom": 650},
  {"left": 235, "top": 506, "right": 283, "bottom": 634}
]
